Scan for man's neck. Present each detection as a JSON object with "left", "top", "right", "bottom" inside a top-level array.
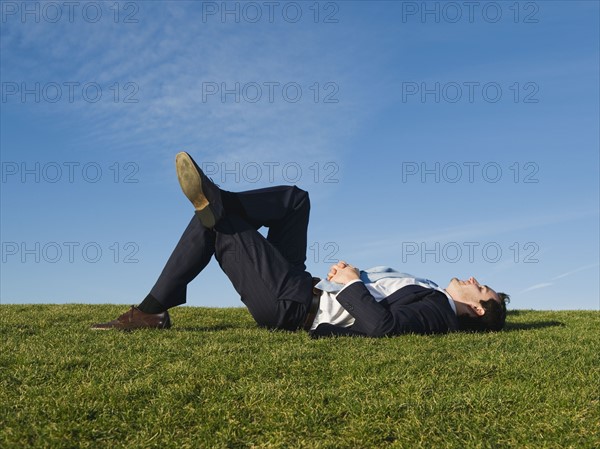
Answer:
[{"left": 442, "top": 289, "right": 458, "bottom": 315}]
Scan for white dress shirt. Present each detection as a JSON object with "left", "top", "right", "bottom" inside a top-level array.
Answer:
[{"left": 310, "top": 277, "right": 456, "bottom": 331}]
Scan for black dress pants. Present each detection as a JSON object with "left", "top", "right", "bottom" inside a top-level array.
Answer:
[{"left": 149, "top": 185, "right": 314, "bottom": 330}]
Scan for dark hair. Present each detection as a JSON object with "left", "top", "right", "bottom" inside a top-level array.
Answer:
[{"left": 457, "top": 292, "right": 510, "bottom": 332}]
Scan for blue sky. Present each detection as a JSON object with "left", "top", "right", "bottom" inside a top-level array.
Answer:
[{"left": 1, "top": 1, "right": 598, "bottom": 310}]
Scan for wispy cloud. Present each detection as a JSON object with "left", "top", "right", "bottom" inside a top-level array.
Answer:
[
  {"left": 1, "top": 2, "right": 362, "bottom": 167},
  {"left": 518, "top": 263, "right": 600, "bottom": 294},
  {"left": 553, "top": 263, "right": 600, "bottom": 280},
  {"left": 519, "top": 282, "right": 553, "bottom": 294},
  {"left": 351, "top": 208, "right": 598, "bottom": 260}
]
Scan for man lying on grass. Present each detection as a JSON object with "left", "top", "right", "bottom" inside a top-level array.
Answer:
[{"left": 92, "top": 152, "right": 510, "bottom": 337}]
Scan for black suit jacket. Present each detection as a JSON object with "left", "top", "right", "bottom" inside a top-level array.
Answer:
[{"left": 310, "top": 282, "right": 459, "bottom": 338}]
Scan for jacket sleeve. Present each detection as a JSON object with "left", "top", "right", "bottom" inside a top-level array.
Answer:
[{"left": 333, "top": 281, "right": 396, "bottom": 337}]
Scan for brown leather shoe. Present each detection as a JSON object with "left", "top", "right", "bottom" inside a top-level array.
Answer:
[
  {"left": 90, "top": 306, "right": 171, "bottom": 331},
  {"left": 175, "top": 151, "right": 223, "bottom": 229}
]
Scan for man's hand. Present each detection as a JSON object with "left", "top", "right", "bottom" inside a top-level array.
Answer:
[{"left": 327, "top": 261, "right": 360, "bottom": 285}]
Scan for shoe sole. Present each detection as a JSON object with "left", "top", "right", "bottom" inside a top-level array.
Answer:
[
  {"left": 89, "top": 323, "right": 171, "bottom": 331},
  {"left": 175, "top": 152, "right": 216, "bottom": 228}
]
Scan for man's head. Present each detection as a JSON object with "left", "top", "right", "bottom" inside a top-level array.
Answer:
[{"left": 445, "top": 277, "right": 510, "bottom": 332}]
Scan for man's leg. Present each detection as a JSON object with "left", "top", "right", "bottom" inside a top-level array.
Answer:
[
  {"left": 146, "top": 215, "right": 216, "bottom": 310},
  {"left": 91, "top": 151, "right": 313, "bottom": 330},
  {"left": 212, "top": 186, "right": 314, "bottom": 330},
  {"left": 90, "top": 217, "right": 216, "bottom": 330},
  {"left": 147, "top": 185, "right": 311, "bottom": 311},
  {"left": 167, "top": 154, "right": 314, "bottom": 329},
  {"left": 92, "top": 185, "right": 313, "bottom": 330},
  {"left": 227, "top": 185, "right": 310, "bottom": 271}
]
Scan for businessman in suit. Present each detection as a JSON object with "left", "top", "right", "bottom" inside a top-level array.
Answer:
[{"left": 92, "top": 152, "right": 509, "bottom": 336}]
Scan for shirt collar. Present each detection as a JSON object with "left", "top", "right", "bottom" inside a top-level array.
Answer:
[{"left": 440, "top": 289, "right": 457, "bottom": 315}]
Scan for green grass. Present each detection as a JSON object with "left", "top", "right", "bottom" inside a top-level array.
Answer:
[{"left": 1, "top": 305, "right": 599, "bottom": 449}]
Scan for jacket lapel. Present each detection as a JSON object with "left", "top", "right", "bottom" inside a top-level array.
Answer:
[{"left": 384, "top": 284, "right": 432, "bottom": 306}]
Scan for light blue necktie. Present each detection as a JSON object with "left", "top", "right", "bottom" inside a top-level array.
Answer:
[{"left": 315, "top": 266, "right": 438, "bottom": 293}]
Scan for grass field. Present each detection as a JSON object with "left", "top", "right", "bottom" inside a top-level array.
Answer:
[{"left": 1, "top": 305, "right": 599, "bottom": 449}]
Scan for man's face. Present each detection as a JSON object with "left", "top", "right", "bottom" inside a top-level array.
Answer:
[{"left": 448, "top": 277, "right": 500, "bottom": 304}]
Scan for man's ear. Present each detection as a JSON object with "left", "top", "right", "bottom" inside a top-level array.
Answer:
[{"left": 471, "top": 302, "right": 485, "bottom": 317}]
